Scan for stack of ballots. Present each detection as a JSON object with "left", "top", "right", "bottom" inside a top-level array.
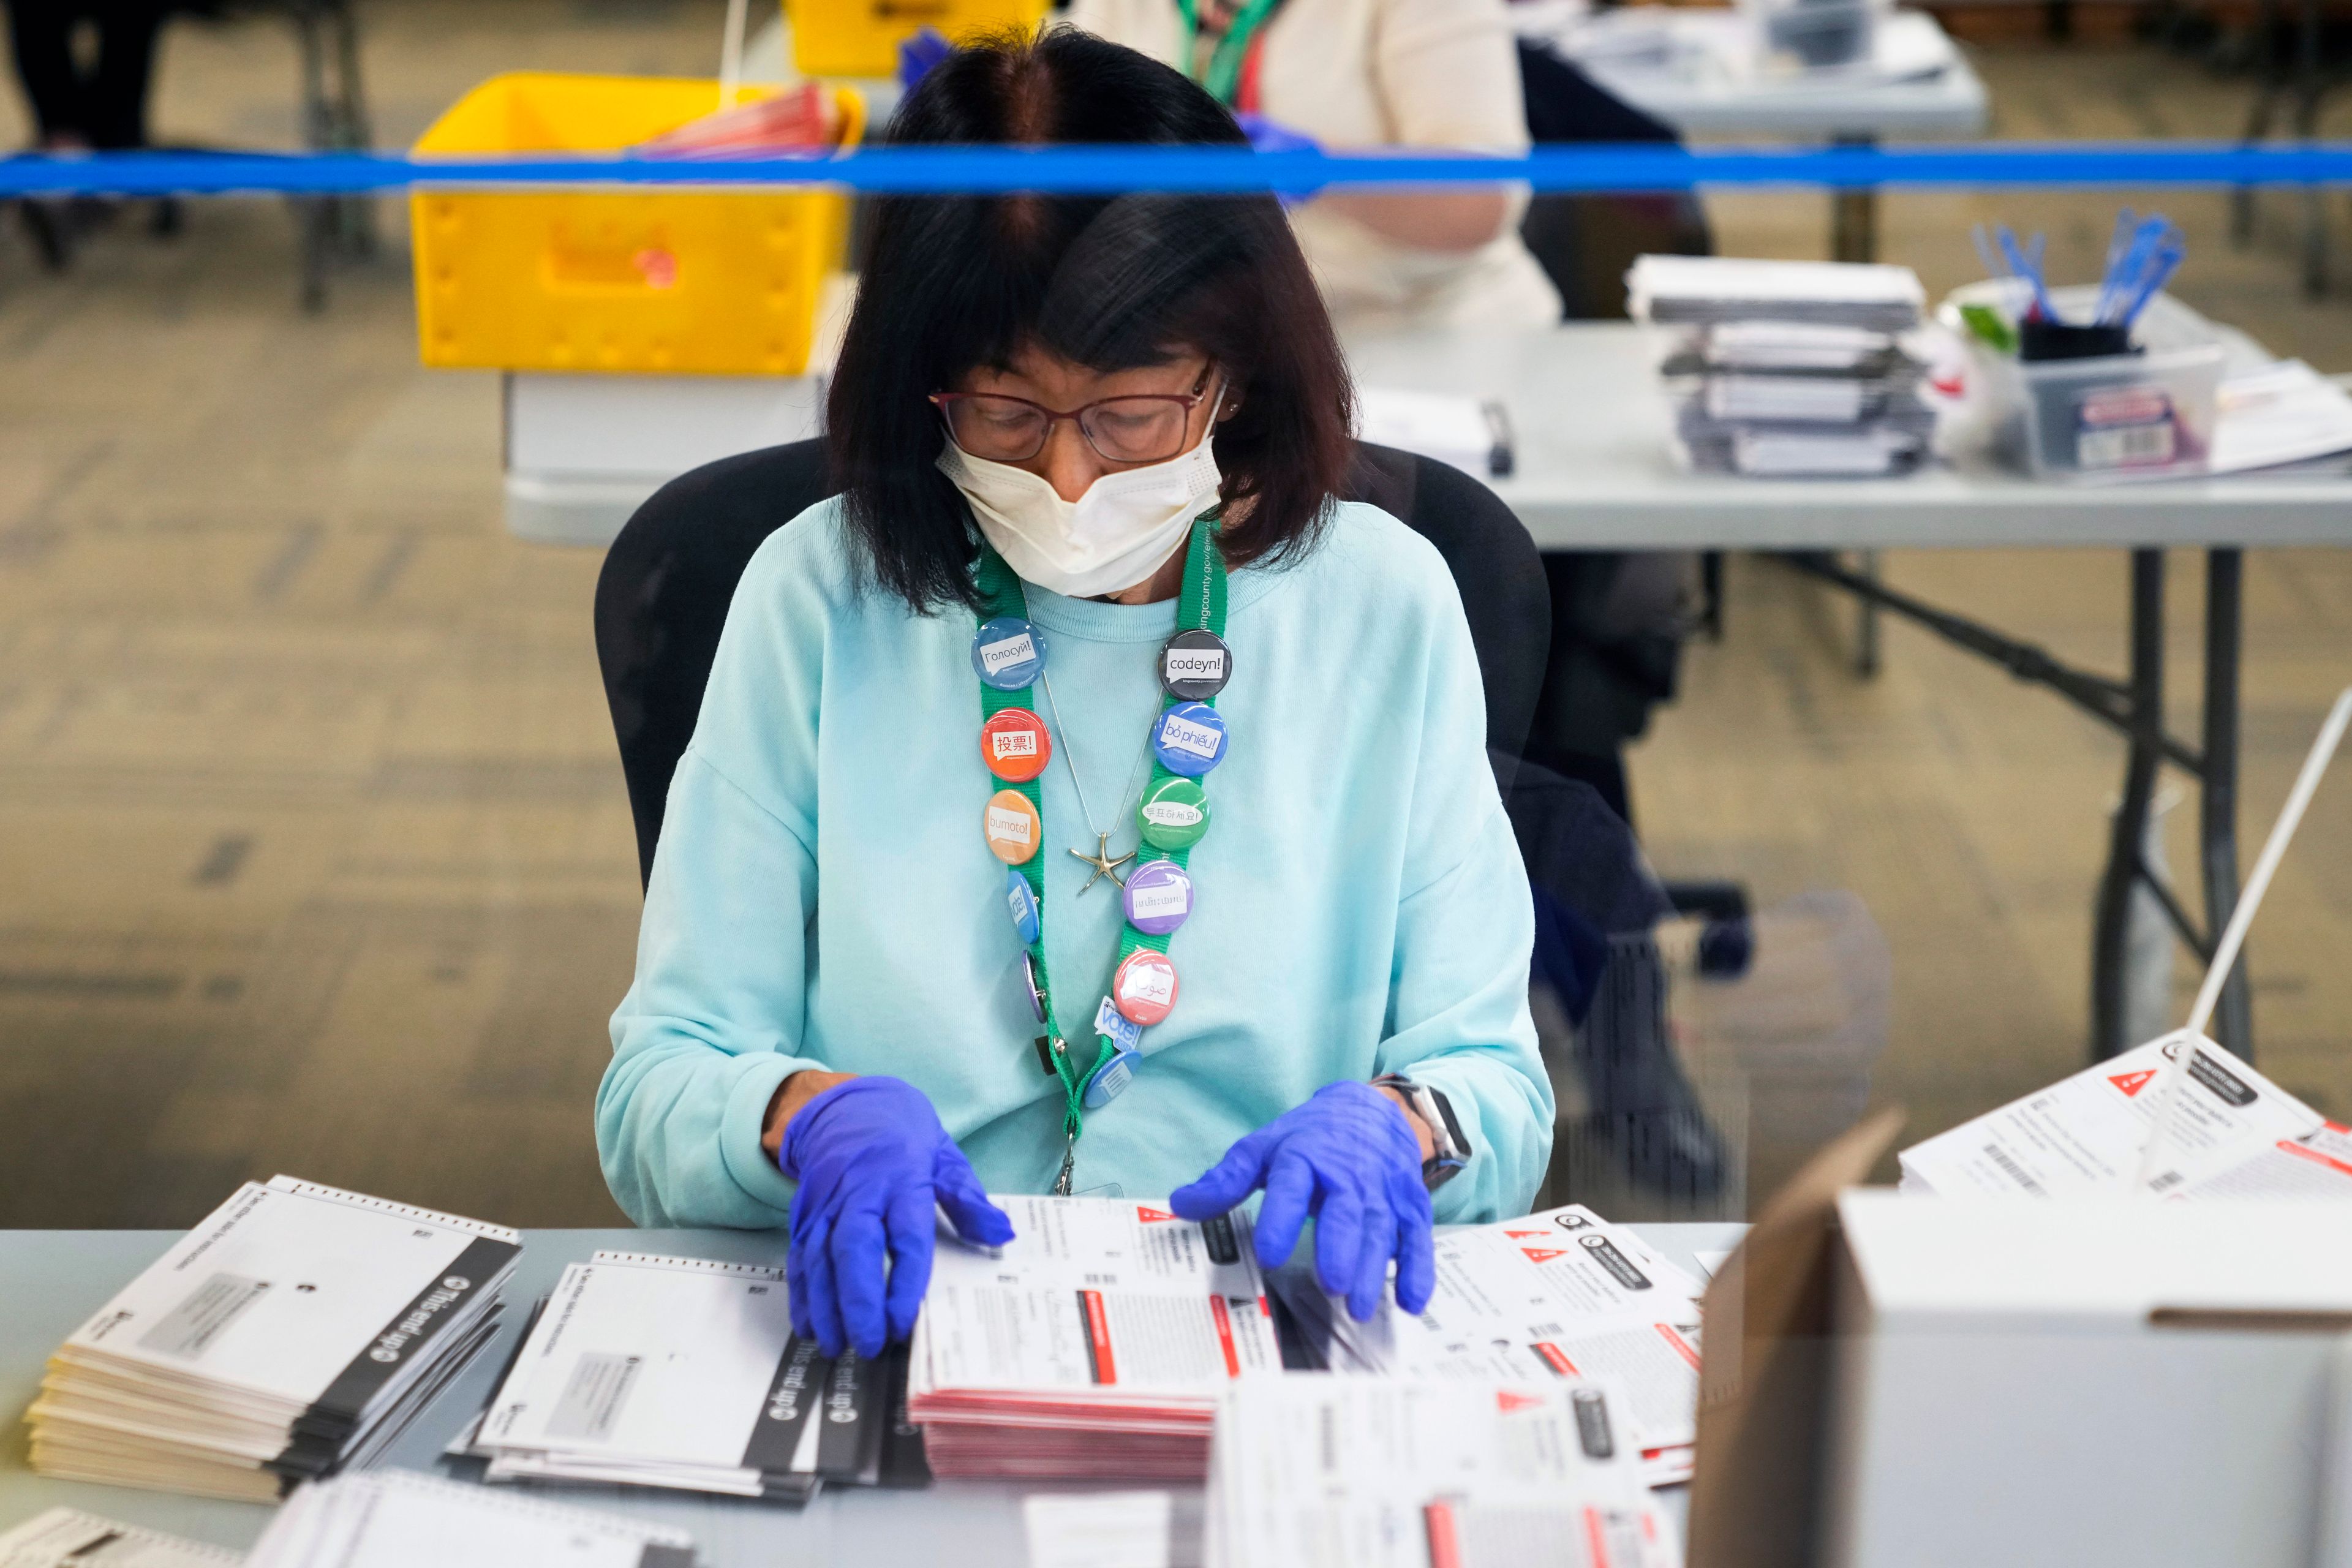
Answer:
[
  {"left": 1268, "top": 1204, "right": 1705, "bottom": 1488},
  {"left": 908, "top": 1196, "right": 1283, "bottom": 1482},
  {"left": 1629, "top": 254, "right": 1934, "bottom": 477},
  {"left": 26, "top": 1177, "right": 519, "bottom": 1502}
]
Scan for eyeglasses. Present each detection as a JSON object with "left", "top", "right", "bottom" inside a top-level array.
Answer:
[{"left": 930, "top": 373, "right": 1220, "bottom": 465}]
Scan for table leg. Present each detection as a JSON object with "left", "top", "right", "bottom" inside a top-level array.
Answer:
[
  {"left": 2090, "top": 550, "right": 2165, "bottom": 1061},
  {"left": 2200, "top": 549, "right": 2254, "bottom": 1059},
  {"left": 1854, "top": 549, "right": 1882, "bottom": 679},
  {"left": 1830, "top": 134, "right": 1879, "bottom": 265}
]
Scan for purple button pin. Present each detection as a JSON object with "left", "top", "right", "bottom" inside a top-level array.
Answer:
[{"left": 1122, "top": 859, "right": 1193, "bottom": 937}]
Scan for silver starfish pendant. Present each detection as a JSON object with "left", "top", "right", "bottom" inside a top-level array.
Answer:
[{"left": 1068, "top": 831, "right": 1136, "bottom": 894}]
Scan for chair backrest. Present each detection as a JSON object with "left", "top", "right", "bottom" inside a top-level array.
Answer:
[{"left": 595, "top": 439, "right": 1549, "bottom": 888}]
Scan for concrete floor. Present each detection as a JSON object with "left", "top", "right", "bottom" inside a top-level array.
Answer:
[{"left": 0, "top": 1, "right": 2346, "bottom": 1227}]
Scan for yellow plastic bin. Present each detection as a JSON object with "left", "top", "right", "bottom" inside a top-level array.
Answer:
[
  {"left": 790, "top": 0, "right": 1048, "bottom": 81},
  {"left": 411, "top": 74, "right": 863, "bottom": 378}
]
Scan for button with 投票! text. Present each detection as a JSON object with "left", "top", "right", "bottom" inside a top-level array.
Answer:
[
  {"left": 1112, "top": 948, "right": 1179, "bottom": 1026},
  {"left": 971, "top": 617, "right": 1046, "bottom": 690},
  {"left": 984, "top": 788, "right": 1041, "bottom": 864},
  {"left": 981, "top": 707, "right": 1052, "bottom": 782}
]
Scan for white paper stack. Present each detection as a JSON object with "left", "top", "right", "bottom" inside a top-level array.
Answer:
[
  {"left": 1629, "top": 256, "right": 1935, "bottom": 477},
  {"left": 0, "top": 1508, "right": 243, "bottom": 1567},
  {"left": 472, "top": 1250, "right": 899, "bottom": 1504},
  {"left": 1268, "top": 1204, "right": 1704, "bottom": 1488},
  {"left": 1355, "top": 388, "right": 1516, "bottom": 478},
  {"left": 26, "top": 1177, "right": 519, "bottom": 1502},
  {"left": 246, "top": 1469, "right": 695, "bottom": 1568},
  {"left": 1899, "top": 1028, "right": 2351, "bottom": 1199},
  {"left": 1204, "top": 1379, "right": 1681, "bottom": 1568},
  {"left": 907, "top": 1196, "right": 1282, "bottom": 1482}
]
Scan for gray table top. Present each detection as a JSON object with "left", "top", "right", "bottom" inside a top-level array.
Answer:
[
  {"left": 1348, "top": 325, "right": 2352, "bottom": 551},
  {"left": 0, "top": 1223, "right": 1745, "bottom": 1565},
  {"left": 1566, "top": 12, "right": 1991, "bottom": 137}
]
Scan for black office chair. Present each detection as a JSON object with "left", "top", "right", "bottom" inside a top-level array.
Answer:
[{"left": 593, "top": 437, "right": 1550, "bottom": 889}]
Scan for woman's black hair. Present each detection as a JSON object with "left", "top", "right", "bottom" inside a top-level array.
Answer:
[{"left": 825, "top": 28, "right": 1354, "bottom": 612}]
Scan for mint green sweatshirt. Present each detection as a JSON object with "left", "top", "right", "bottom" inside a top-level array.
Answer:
[{"left": 598, "top": 498, "right": 1551, "bottom": 1227}]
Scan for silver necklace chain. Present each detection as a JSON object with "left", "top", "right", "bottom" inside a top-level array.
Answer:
[{"left": 1037, "top": 669, "right": 1155, "bottom": 841}]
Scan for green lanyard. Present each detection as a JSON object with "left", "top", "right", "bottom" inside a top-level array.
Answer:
[
  {"left": 1172, "top": 0, "right": 1285, "bottom": 107},
  {"left": 974, "top": 515, "right": 1229, "bottom": 1194}
]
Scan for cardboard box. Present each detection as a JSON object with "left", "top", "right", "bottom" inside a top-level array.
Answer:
[{"left": 1689, "top": 1118, "right": 2352, "bottom": 1568}]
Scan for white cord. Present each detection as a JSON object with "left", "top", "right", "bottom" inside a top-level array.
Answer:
[
  {"left": 2129, "top": 684, "right": 2352, "bottom": 1190},
  {"left": 720, "top": 0, "right": 750, "bottom": 111}
]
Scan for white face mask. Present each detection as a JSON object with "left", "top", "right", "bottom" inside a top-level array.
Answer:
[{"left": 937, "top": 422, "right": 1224, "bottom": 600}]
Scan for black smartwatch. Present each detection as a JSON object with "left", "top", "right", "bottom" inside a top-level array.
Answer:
[{"left": 1373, "top": 1074, "right": 1471, "bottom": 1191}]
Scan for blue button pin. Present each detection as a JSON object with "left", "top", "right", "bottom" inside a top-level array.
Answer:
[
  {"left": 1150, "top": 701, "right": 1227, "bottom": 777},
  {"left": 1083, "top": 1049, "right": 1137, "bottom": 1109},
  {"left": 1006, "top": 867, "right": 1041, "bottom": 945},
  {"left": 1093, "top": 995, "right": 1143, "bottom": 1055},
  {"left": 971, "top": 617, "right": 1046, "bottom": 690}
]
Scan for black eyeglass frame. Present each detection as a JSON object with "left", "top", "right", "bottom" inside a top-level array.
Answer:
[{"left": 929, "top": 369, "right": 1223, "bottom": 465}]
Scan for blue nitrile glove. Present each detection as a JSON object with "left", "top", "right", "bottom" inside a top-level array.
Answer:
[
  {"left": 778, "top": 1076, "right": 1014, "bottom": 1358},
  {"left": 1169, "top": 1080, "right": 1434, "bottom": 1321},
  {"left": 1233, "top": 111, "right": 1320, "bottom": 208},
  {"left": 899, "top": 27, "right": 953, "bottom": 94}
]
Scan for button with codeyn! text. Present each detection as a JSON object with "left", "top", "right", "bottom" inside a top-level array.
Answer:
[
  {"left": 984, "top": 788, "right": 1041, "bottom": 864},
  {"left": 1160, "top": 628, "right": 1231, "bottom": 700},
  {"left": 981, "top": 707, "right": 1052, "bottom": 782}
]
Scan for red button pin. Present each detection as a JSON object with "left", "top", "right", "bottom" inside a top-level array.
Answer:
[
  {"left": 1112, "top": 949, "right": 1179, "bottom": 1027},
  {"left": 981, "top": 707, "right": 1052, "bottom": 783}
]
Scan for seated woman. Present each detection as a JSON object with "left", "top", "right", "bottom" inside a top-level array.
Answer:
[{"left": 598, "top": 30, "right": 1550, "bottom": 1362}]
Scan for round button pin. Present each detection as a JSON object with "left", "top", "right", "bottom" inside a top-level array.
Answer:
[
  {"left": 1005, "top": 867, "right": 1041, "bottom": 945},
  {"left": 1082, "top": 1048, "right": 1138, "bottom": 1109},
  {"left": 983, "top": 788, "right": 1041, "bottom": 864},
  {"left": 971, "top": 617, "right": 1046, "bottom": 690},
  {"left": 1122, "top": 859, "right": 1193, "bottom": 937},
  {"left": 981, "top": 707, "right": 1052, "bottom": 782},
  {"left": 1160, "top": 628, "right": 1231, "bottom": 700},
  {"left": 1112, "top": 949, "right": 1179, "bottom": 1026},
  {"left": 1022, "top": 952, "right": 1047, "bottom": 1023},
  {"left": 1136, "top": 776, "right": 1210, "bottom": 851},
  {"left": 1149, "top": 701, "right": 1227, "bottom": 778}
]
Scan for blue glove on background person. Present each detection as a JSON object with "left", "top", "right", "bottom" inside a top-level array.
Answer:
[
  {"left": 1233, "top": 111, "right": 1321, "bottom": 208},
  {"left": 777, "top": 1075, "right": 1014, "bottom": 1358},
  {"left": 1169, "top": 1080, "right": 1435, "bottom": 1321},
  {"left": 899, "top": 27, "right": 953, "bottom": 94}
]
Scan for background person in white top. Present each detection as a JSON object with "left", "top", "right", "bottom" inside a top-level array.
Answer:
[{"left": 1060, "top": 0, "right": 1562, "bottom": 330}]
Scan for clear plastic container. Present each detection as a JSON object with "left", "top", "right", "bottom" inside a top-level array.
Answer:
[{"left": 1984, "top": 341, "right": 2225, "bottom": 481}]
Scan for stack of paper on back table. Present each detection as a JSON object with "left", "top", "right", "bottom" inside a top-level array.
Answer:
[
  {"left": 247, "top": 1469, "right": 695, "bottom": 1567},
  {"left": 1205, "top": 1379, "right": 1681, "bottom": 1568},
  {"left": 0, "top": 1507, "right": 243, "bottom": 1568},
  {"left": 472, "top": 1250, "right": 907, "bottom": 1504},
  {"left": 26, "top": 1177, "right": 518, "bottom": 1502},
  {"left": 1899, "top": 1028, "right": 2351, "bottom": 1199},
  {"left": 1630, "top": 257, "right": 1936, "bottom": 477},
  {"left": 908, "top": 1196, "right": 1281, "bottom": 1482},
  {"left": 1269, "top": 1204, "right": 1704, "bottom": 1488}
]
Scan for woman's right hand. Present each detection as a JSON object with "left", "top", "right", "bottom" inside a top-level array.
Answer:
[{"left": 769, "top": 1074, "right": 1014, "bottom": 1358}]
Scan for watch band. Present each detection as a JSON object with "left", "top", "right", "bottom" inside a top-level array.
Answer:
[{"left": 1373, "top": 1074, "right": 1469, "bottom": 1191}]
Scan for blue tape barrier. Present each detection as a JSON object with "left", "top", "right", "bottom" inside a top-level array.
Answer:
[{"left": 4, "top": 143, "right": 2352, "bottom": 198}]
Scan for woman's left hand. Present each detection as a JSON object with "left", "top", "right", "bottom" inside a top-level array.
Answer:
[{"left": 1169, "top": 1080, "right": 1435, "bottom": 1321}]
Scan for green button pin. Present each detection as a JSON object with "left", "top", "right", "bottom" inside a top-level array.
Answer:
[{"left": 1137, "top": 775, "right": 1211, "bottom": 851}]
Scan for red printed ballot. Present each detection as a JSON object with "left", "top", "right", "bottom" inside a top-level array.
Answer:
[{"left": 908, "top": 1195, "right": 1280, "bottom": 1482}]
